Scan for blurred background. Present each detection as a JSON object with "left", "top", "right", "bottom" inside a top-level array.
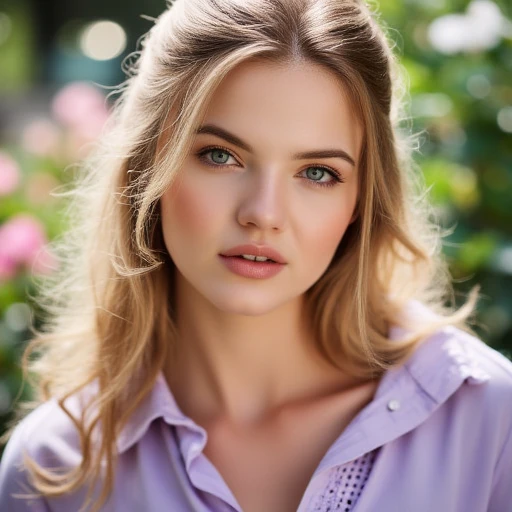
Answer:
[{"left": 0, "top": 0, "right": 511, "bottom": 449}]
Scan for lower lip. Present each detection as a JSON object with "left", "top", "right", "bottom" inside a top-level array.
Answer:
[{"left": 219, "top": 255, "right": 285, "bottom": 279}]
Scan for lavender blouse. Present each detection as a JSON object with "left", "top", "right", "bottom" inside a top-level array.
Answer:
[{"left": 1, "top": 320, "right": 512, "bottom": 511}]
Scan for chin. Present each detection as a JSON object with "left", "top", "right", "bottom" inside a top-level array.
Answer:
[{"left": 210, "top": 295, "right": 285, "bottom": 317}]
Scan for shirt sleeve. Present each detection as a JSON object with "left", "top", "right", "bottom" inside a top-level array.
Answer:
[
  {"left": 488, "top": 420, "right": 512, "bottom": 512},
  {"left": 0, "top": 422, "right": 51, "bottom": 512}
]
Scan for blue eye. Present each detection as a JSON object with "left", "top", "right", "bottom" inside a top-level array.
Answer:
[
  {"left": 210, "top": 149, "right": 230, "bottom": 164},
  {"left": 197, "top": 147, "right": 237, "bottom": 166},
  {"left": 306, "top": 167, "right": 327, "bottom": 181},
  {"left": 300, "top": 166, "right": 345, "bottom": 188}
]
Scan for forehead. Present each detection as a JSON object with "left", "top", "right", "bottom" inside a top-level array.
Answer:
[{"left": 199, "top": 58, "right": 363, "bottom": 160}]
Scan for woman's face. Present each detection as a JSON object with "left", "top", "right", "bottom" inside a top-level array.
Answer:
[{"left": 160, "top": 59, "right": 362, "bottom": 316}]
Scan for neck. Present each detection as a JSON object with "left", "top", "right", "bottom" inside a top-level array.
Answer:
[{"left": 164, "top": 275, "right": 361, "bottom": 428}]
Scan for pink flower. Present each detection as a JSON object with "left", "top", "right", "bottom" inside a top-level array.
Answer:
[
  {"left": 21, "top": 119, "right": 61, "bottom": 157},
  {"left": 0, "top": 215, "right": 56, "bottom": 278},
  {"left": 52, "top": 82, "right": 110, "bottom": 141},
  {"left": 0, "top": 152, "right": 20, "bottom": 196}
]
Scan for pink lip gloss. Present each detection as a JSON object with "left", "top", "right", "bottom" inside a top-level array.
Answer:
[{"left": 219, "top": 255, "right": 285, "bottom": 279}]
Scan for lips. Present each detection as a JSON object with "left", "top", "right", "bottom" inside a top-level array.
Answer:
[
  {"left": 219, "top": 254, "right": 285, "bottom": 279},
  {"left": 220, "top": 244, "right": 287, "bottom": 264}
]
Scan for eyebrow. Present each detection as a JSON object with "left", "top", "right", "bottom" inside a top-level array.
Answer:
[{"left": 195, "top": 123, "right": 356, "bottom": 167}]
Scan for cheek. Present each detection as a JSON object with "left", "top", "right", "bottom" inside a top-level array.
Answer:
[
  {"left": 301, "top": 194, "right": 356, "bottom": 263},
  {"left": 308, "top": 217, "right": 349, "bottom": 258},
  {"left": 161, "top": 177, "right": 223, "bottom": 252}
]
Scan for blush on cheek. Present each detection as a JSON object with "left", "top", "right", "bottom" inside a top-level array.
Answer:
[
  {"left": 162, "top": 178, "right": 221, "bottom": 246},
  {"left": 310, "top": 210, "right": 354, "bottom": 264},
  {"left": 176, "top": 185, "right": 211, "bottom": 229}
]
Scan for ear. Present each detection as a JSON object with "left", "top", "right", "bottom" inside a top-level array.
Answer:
[{"left": 349, "top": 209, "right": 359, "bottom": 225}]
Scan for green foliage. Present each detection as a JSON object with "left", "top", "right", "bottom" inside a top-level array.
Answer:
[{"left": 378, "top": 0, "right": 512, "bottom": 353}]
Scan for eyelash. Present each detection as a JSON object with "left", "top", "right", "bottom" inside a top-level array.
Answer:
[{"left": 196, "top": 145, "right": 346, "bottom": 188}]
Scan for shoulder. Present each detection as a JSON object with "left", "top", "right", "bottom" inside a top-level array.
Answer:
[
  {"left": 403, "top": 322, "right": 512, "bottom": 450},
  {"left": 393, "top": 300, "right": 512, "bottom": 399},
  {"left": 3, "top": 396, "right": 84, "bottom": 467},
  {"left": 0, "top": 392, "right": 89, "bottom": 510},
  {"left": 448, "top": 325, "right": 512, "bottom": 427},
  {"left": 391, "top": 301, "right": 512, "bottom": 435},
  {"left": 436, "top": 326, "right": 512, "bottom": 511},
  {"left": 445, "top": 326, "right": 512, "bottom": 423},
  {"left": 418, "top": 323, "right": 512, "bottom": 396},
  {"left": 456, "top": 327, "right": 512, "bottom": 385},
  {"left": 387, "top": 318, "right": 512, "bottom": 508}
]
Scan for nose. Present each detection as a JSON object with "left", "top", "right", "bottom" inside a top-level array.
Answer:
[{"left": 236, "top": 168, "right": 287, "bottom": 232}]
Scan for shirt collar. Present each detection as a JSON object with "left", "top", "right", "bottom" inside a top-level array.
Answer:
[
  {"left": 116, "top": 302, "right": 491, "bottom": 455},
  {"left": 309, "top": 315, "right": 492, "bottom": 476},
  {"left": 116, "top": 372, "right": 203, "bottom": 454},
  {"left": 388, "top": 301, "right": 490, "bottom": 405}
]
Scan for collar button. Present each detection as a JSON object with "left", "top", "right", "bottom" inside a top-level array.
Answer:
[{"left": 387, "top": 399, "right": 400, "bottom": 412}]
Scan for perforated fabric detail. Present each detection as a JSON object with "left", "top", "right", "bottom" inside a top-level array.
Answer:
[{"left": 308, "top": 449, "right": 378, "bottom": 511}]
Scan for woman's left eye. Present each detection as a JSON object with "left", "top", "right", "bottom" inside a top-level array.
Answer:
[
  {"left": 300, "top": 166, "right": 345, "bottom": 188},
  {"left": 197, "top": 147, "right": 238, "bottom": 166}
]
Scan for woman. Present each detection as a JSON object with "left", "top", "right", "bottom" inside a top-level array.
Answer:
[{"left": 1, "top": 0, "right": 511, "bottom": 511}]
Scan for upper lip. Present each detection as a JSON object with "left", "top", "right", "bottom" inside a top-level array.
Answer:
[{"left": 220, "top": 244, "right": 287, "bottom": 264}]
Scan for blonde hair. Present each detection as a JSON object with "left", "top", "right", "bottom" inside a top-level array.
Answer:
[{"left": 4, "top": 0, "right": 478, "bottom": 510}]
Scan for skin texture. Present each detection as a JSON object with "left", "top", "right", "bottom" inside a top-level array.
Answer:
[{"left": 160, "top": 58, "right": 366, "bottom": 427}]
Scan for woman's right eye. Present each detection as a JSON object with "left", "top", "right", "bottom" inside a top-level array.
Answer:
[{"left": 197, "top": 147, "right": 239, "bottom": 167}]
